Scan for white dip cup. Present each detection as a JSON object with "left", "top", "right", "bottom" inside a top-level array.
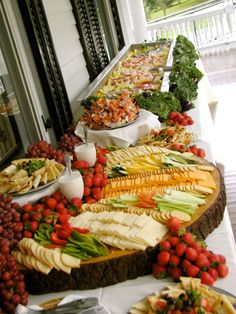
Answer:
[
  {"left": 59, "top": 171, "right": 84, "bottom": 200},
  {"left": 74, "top": 142, "right": 96, "bottom": 167}
]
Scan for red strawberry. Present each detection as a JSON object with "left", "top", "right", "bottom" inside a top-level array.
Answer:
[
  {"left": 84, "top": 186, "right": 91, "bottom": 197},
  {"left": 175, "top": 242, "right": 187, "bottom": 257},
  {"left": 208, "top": 268, "right": 219, "bottom": 281},
  {"left": 159, "top": 240, "right": 171, "bottom": 251},
  {"left": 195, "top": 253, "right": 210, "bottom": 270},
  {"left": 31, "top": 212, "right": 42, "bottom": 222},
  {"left": 186, "top": 264, "right": 200, "bottom": 278},
  {"left": 208, "top": 254, "right": 221, "bottom": 267},
  {"left": 42, "top": 208, "right": 52, "bottom": 218},
  {"left": 152, "top": 264, "right": 167, "bottom": 279},
  {"left": 157, "top": 251, "right": 170, "bottom": 266},
  {"left": 169, "top": 111, "right": 179, "bottom": 119},
  {"left": 52, "top": 191, "right": 63, "bottom": 202},
  {"left": 25, "top": 221, "right": 39, "bottom": 233},
  {"left": 200, "top": 272, "right": 215, "bottom": 285},
  {"left": 22, "top": 213, "right": 30, "bottom": 222},
  {"left": 23, "top": 203, "right": 33, "bottom": 213},
  {"left": 59, "top": 214, "right": 71, "bottom": 224},
  {"left": 181, "top": 259, "right": 191, "bottom": 272},
  {"left": 169, "top": 236, "right": 180, "bottom": 247},
  {"left": 46, "top": 198, "right": 57, "bottom": 210},
  {"left": 97, "top": 154, "right": 107, "bottom": 165},
  {"left": 44, "top": 214, "right": 53, "bottom": 224},
  {"left": 185, "top": 247, "right": 198, "bottom": 262},
  {"left": 201, "top": 248, "right": 212, "bottom": 258},
  {"left": 83, "top": 175, "right": 93, "bottom": 187},
  {"left": 57, "top": 206, "right": 67, "bottom": 215},
  {"left": 71, "top": 197, "right": 82, "bottom": 208},
  {"left": 169, "top": 255, "right": 181, "bottom": 267},
  {"left": 180, "top": 119, "right": 188, "bottom": 126},
  {"left": 167, "top": 217, "right": 182, "bottom": 234},
  {"left": 191, "top": 242, "right": 203, "bottom": 253},
  {"left": 23, "top": 230, "right": 33, "bottom": 238},
  {"left": 217, "top": 264, "right": 229, "bottom": 278},
  {"left": 181, "top": 232, "right": 194, "bottom": 245},
  {"left": 169, "top": 267, "right": 182, "bottom": 281},
  {"left": 217, "top": 254, "right": 226, "bottom": 264},
  {"left": 34, "top": 204, "right": 45, "bottom": 212}
]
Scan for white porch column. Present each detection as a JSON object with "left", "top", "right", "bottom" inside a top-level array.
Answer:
[{"left": 116, "top": 0, "right": 147, "bottom": 44}]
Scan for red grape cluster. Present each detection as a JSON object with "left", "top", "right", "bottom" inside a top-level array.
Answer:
[
  {"left": 0, "top": 194, "right": 23, "bottom": 248},
  {"left": 0, "top": 238, "right": 28, "bottom": 313},
  {"left": 27, "top": 140, "right": 66, "bottom": 164},
  {"left": 58, "top": 134, "right": 82, "bottom": 156}
]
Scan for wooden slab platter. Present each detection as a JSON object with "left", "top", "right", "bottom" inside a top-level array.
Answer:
[{"left": 23, "top": 164, "right": 226, "bottom": 294}]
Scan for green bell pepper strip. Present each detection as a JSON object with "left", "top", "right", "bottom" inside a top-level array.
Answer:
[
  {"left": 69, "top": 232, "right": 109, "bottom": 257},
  {"left": 34, "top": 231, "right": 48, "bottom": 242},
  {"left": 39, "top": 223, "right": 54, "bottom": 232},
  {"left": 62, "top": 247, "right": 92, "bottom": 260}
]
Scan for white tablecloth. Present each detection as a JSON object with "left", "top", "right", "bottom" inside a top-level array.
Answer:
[
  {"left": 13, "top": 182, "right": 59, "bottom": 206},
  {"left": 75, "top": 109, "right": 161, "bottom": 148}
]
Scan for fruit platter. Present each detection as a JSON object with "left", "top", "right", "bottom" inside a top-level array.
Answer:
[{"left": 0, "top": 36, "right": 232, "bottom": 314}]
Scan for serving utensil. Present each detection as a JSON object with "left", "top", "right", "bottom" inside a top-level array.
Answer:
[
  {"left": 64, "top": 154, "right": 72, "bottom": 176},
  {"left": 16, "top": 297, "right": 99, "bottom": 314},
  {"left": 83, "top": 123, "right": 88, "bottom": 146}
]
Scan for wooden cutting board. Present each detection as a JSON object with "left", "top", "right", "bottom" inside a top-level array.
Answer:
[{"left": 23, "top": 165, "right": 226, "bottom": 294}]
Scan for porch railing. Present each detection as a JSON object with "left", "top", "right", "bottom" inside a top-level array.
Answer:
[{"left": 146, "top": 2, "right": 236, "bottom": 49}]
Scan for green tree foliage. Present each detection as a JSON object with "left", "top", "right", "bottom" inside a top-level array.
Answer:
[{"left": 144, "top": 0, "right": 175, "bottom": 16}]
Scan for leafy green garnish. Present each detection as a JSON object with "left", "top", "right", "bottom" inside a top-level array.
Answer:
[
  {"left": 135, "top": 91, "right": 181, "bottom": 121},
  {"left": 173, "top": 35, "right": 199, "bottom": 66},
  {"left": 80, "top": 96, "right": 99, "bottom": 108},
  {"left": 168, "top": 35, "right": 203, "bottom": 111},
  {"left": 17, "top": 160, "right": 45, "bottom": 176}
]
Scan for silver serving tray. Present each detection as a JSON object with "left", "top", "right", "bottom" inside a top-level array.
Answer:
[{"left": 76, "top": 40, "right": 173, "bottom": 104}]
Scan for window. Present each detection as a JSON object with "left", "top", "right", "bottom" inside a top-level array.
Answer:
[{"left": 143, "top": 0, "right": 224, "bottom": 22}]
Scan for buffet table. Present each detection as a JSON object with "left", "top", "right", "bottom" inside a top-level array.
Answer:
[{"left": 25, "top": 69, "right": 236, "bottom": 313}]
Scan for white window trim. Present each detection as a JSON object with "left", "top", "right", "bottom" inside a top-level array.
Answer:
[{"left": 0, "top": 0, "right": 57, "bottom": 148}]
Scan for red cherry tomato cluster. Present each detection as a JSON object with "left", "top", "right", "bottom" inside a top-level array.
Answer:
[
  {"left": 20, "top": 192, "right": 82, "bottom": 238},
  {"left": 170, "top": 143, "right": 206, "bottom": 159},
  {"left": 166, "top": 111, "right": 194, "bottom": 126},
  {"left": 152, "top": 218, "right": 229, "bottom": 285},
  {"left": 72, "top": 147, "right": 108, "bottom": 204}
]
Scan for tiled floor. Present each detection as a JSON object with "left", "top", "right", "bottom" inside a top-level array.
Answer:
[{"left": 201, "top": 48, "right": 236, "bottom": 240}]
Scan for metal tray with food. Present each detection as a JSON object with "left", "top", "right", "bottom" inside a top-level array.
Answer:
[
  {"left": 0, "top": 158, "right": 65, "bottom": 195},
  {"left": 76, "top": 40, "right": 173, "bottom": 105}
]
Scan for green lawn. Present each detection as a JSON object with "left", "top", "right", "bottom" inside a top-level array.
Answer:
[{"left": 145, "top": 0, "right": 211, "bottom": 22}]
